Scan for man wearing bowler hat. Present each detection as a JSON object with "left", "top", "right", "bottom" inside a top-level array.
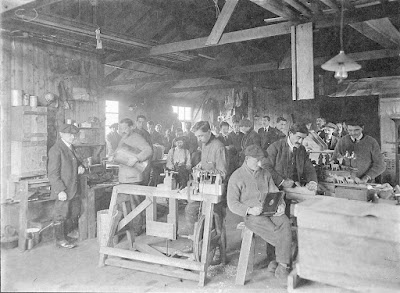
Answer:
[
  {"left": 48, "top": 123, "right": 85, "bottom": 249},
  {"left": 228, "top": 145, "right": 292, "bottom": 282}
]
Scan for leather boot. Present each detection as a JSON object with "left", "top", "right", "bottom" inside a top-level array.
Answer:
[{"left": 54, "top": 221, "right": 76, "bottom": 249}]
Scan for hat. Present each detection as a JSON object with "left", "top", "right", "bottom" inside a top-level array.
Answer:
[
  {"left": 59, "top": 123, "right": 79, "bottom": 134},
  {"left": 244, "top": 145, "right": 264, "bottom": 159},
  {"left": 324, "top": 122, "right": 337, "bottom": 130},
  {"left": 239, "top": 119, "right": 252, "bottom": 127},
  {"left": 173, "top": 136, "right": 185, "bottom": 144}
]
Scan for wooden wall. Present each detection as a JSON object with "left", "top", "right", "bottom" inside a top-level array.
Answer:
[{"left": 0, "top": 35, "right": 105, "bottom": 201}]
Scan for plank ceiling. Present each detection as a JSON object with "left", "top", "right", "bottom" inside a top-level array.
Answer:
[{"left": 1, "top": 0, "right": 400, "bottom": 101}]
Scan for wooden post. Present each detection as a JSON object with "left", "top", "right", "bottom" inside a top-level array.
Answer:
[
  {"left": 167, "top": 198, "right": 178, "bottom": 240},
  {"left": 18, "top": 181, "right": 29, "bottom": 251},
  {"left": 79, "top": 176, "right": 89, "bottom": 241},
  {"left": 198, "top": 201, "right": 214, "bottom": 286}
]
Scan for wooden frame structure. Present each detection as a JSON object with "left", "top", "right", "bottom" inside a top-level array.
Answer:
[{"left": 98, "top": 184, "right": 222, "bottom": 286}]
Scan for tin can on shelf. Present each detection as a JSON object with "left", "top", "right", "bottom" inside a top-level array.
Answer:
[
  {"left": 23, "top": 93, "right": 30, "bottom": 106},
  {"left": 29, "top": 95, "right": 38, "bottom": 107},
  {"left": 11, "top": 90, "right": 23, "bottom": 106}
]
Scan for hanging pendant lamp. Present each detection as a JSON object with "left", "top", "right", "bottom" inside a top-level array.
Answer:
[{"left": 321, "top": 0, "right": 361, "bottom": 81}]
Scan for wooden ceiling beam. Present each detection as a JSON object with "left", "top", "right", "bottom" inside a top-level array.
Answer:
[
  {"left": 205, "top": 0, "right": 239, "bottom": 46},
  {"left": 107, "top": 49, "right": 399, "bottom": 87},
  {"left": 167, "top": 83, "right": 241, "bottom": 93},
  {"left": 318, "top": 0, "right": 339, "bottom": 11},
  {"left": 283, "top": 0, "right": 312, "bottom": 17},
  {"left": 250, "top": 0, "right": 298, "bottom": 19},
  {"left": 350, "top": 18, "right": 400, "bottom": 49},
  {"left": 1, "top": 0, "right": 63, "bottom": 17}
]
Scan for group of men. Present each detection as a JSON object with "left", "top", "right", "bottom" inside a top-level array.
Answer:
[{"left": 48, "top": 113, "right": 385, "bottom": 284}]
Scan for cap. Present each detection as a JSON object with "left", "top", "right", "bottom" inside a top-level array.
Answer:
[
  {"left": 239, "top": 119, "right": 252, "bottom": 127},
  {"left": 325, "top": 122, "right": 337, "bottom": 130},
  {"left": 59, "top": 123, "right": 79, "bottom": 134},
  {"left": 174, "top": 136, "right": 185, "bottom": 143},
  {"left": 244, "top": 144, "right": 264, "bottom": 159}
]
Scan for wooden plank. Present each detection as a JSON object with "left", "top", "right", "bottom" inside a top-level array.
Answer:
[
  {"left": 117, "top": 197, "right": 152, "bottom": 231},
  {"left": 366, "top": 17, "right": 400, "bottom": 46},
  {"left": 296, "top": 209, "right": 400, "bottom": 243},
  {"left": 167, "top": 83, "right": 239, "bottom": 93},
  {"left": 235, "top": 228, "right": 255, "bottom": 285},
  {"left": 103, "top": 61, "right": 131, "bottom": 84},
  {"left": 198, "top": 201, "right": 214, "bottom": 286},
  {"left": 167, "top": 198, "right": 178, "bottom": 239},
  {"left": 318, "top": 0, "right": 339, "bottom": 11},
  {"left": 350, "top": 20, "right": 399, "bottom": 49},
  {"left": 293, "top": 22, "right": 314, "bottom": 100},
  {"left": 149, "top": 21, "right": 293, "bottom": 56},
  {"left": 145, "top": 195, "right": 156, "bottom": 222},
  {"left": 297, "top": 264, "right": 400, "bottom": 293},
  {"left": 18, "top": 181, "right": 29, "bottom": 250},
  {"left": 250, "top": 0, "right": 298, "bottom": 19},
  {"left": 294, "top": 196, "right": 400, "bottom": 221},
  {"left": 146, "top": 221, "right": 175, "bottom": 240},
  {"left": 284, "top": 0, "right": 312, "bottom": 17},
  {"left": 291, "top": 25, "right": 297, "bottom": 101},
  {"left": 105, "top": 258, "right": 199, "bottom": 282},
  {"left": 135, "top": 242, "right": 165, "bottom": 257},
  {"left": 78, "top": 176, "right": 89, "bottom": 241},
  {"left": 87, "top": 187, "right": 97, "bottom": 239},
  {"left": 1, "top": 0, "right": 63, "bottom": 17},
  {"left": 100, "top": 246, "right": 205, "bottom": 271},
  {"left": 205, "top": 0, "right": 239, "bottom": 46}
]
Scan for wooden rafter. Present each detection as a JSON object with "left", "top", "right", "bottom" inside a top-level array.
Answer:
[
  {"left": 350, "top": 17, "right": 400, "bottom": 49},
  {"left": 1, "top": 0, "right": 63, "bottom": 17},
  {"left": 205, "top": 0, "right": 239, "bottom": 46},
  {"left": 283, "top": 0, "right": 312, "bottom": 17},
  {"left": 107, "top": 49, "right": 399, "bottom": 87},
  {"left": 250, "top": 0, "right": 298, "bottom": 19},
  {"left": 167, "top": 83, "right": 240, "bottom": 93},
  {"left": 319, "top": 0, "right": 339, "bottom": 11}
]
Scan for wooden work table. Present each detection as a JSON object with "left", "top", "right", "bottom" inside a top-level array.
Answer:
[
  {"left": 98, "top": 184, "right": 222, "bottom": 286},
  {"left": 78, "top": 176, "right": 117, "bottom": 241}
]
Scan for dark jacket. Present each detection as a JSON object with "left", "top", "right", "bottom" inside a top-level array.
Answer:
[
  {"left": 48, "top": 139, "right": 83, "bottom": 200},
  {"left": 217, "top": 133, "right": 233, "bottom": 147},
  {"left": 324, "top": 135, "right": 339, "bottom": 150},
  {"left": 228, "top": 131, "right": 244, "bottom": 153},
  {"left": 241, "top": 129, "right": 261, "bottom": 151},
  {"left": 258, "top": 126, "right": 278, "bottom": 152},
  {"left": 265, "top": 138, "right": 317, "bottom": 186}
]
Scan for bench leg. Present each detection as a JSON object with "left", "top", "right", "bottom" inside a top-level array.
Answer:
[{"left": 235, "top": 229, "right": 255, "bottom": 285}]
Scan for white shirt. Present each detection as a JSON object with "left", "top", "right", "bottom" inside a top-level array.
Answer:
[{"left": 287, "top": 137, "right": 295, "bottom": 153}]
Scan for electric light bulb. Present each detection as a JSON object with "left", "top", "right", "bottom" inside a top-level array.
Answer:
[{"left": 334, "top": 64, "right": 348, "bottom": 80}]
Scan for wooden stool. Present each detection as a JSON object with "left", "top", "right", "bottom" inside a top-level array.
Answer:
[{"left": 235, "top": 222, "right": 256, "bottom": 285}]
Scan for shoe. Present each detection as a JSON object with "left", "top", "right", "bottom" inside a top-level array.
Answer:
[
  {"left": 56, "top": 240, "right": 77, "bottom": 249},
  {"left": 266, "top": 260, "right": 278, "bottom": 276},
  {"left": 67, "top": 229, "right": 79, "bottom": 239},
  {"left": 210, "top": 246, "right": 221, "bottom": 266},
  {"left": 275, "top": 264, "right": 290, "bottom": 282}
]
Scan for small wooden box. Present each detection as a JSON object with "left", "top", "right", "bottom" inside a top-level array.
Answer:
[
  {"left": 11, "top": 106, "right": 47, "bottom": 141},
  {"left": 295, "top": 197, "right": 400, "bottom": 292},
  {"left": 11, "top": 140, "right": 47, "bottom": 178},
  {"left": 334, "top": 184, "right": 368, "bottom": 201}
]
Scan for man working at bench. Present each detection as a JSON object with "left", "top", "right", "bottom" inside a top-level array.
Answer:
[{"left": 227, "top": 144, "right": 292, "bottom": 282}]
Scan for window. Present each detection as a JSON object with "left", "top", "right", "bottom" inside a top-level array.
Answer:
[
  {"left": 172, "top": 106, "right": 192, "bottom": 121},
  {"left": 105, "top": 100, "right": 119, "bottom": 135}
]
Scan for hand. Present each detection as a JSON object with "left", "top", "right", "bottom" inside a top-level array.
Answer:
[
  {"left": 107, "top": 155, "right": 114, "bottom": 163},
  {"left": 78, "top": 165, "right": 85, "bottom": 175},
  {"left": 355, "top": 176, "right": 369, "bottom": 184},
  {"left": 127, "top": 156, "right": 138, "bottom": 167},
  {"left": 248, "top": 206, "right": 262, "bottom": 216},
  {"left": 306, "top": 181, "right": 318, "bottom": 191},
  {"left": 58, "top": 191, "right": 67, "bottom": 201},
  {"left": 354, "top": 177, "right": 362, "bottom": 184},
  {"left": 281, "top": 179, "right": 295, "bottom": 188}
]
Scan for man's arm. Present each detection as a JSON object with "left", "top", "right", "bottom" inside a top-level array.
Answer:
[
  {"left": 214, "top": 145, "right": 228, "bottom": 180},
  {"left": 264, "top": 143, "right": 285, "bottom": 186},
  {"left": 47, "top": 147, "right": 66, "bottom": 194},
  {"left": 364, "top": 138, "right": 386, "bottom": 179},
  {"left": 227, "top": 174, "right": 249, "bottom": 217},
  {"left": 302, "top": 150, "right": 318, "bottom": 183},
  {"left": 185, "top": 150, "right": 192, "bottom": 170},
  {"left": 166, "top": 149, "right": 174, "bottom": 170}
]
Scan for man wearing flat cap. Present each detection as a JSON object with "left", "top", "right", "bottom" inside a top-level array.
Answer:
[
  {"left": 228, "top": 144, "right": 292, "bottom": 282},
  {"left": 239, "top": 119, "right": 261, "bottom": 165},
  {"left": 48, "top": 123, "right": 85, "bottom": 249},
  {"left": 323, "top": 122, "right": 339, "bottom": 150},
  {"left": 106, "top": 123, "right": 121, "bottom": 156}
]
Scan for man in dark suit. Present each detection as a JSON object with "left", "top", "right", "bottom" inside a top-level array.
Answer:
[
  {"left": 258, "top": 115, "right": 276, "bottom": 154},
  {"left": 265, "top": 123, "right": 317, "bottom": 190},
  {"left": 48, "top": 124, "right": 85, "bottom": 249},
  {"left": 239, "top": 119, "right": 261, "bottom": 165},
  {"left": 323, "top": 122, "right": 339, "bottom": 150}
]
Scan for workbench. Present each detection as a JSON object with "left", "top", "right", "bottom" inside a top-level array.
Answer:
[
  {"left": 78, "top": 176, "right": 117, "bottom": 241},
  {"left": 98, "top": 184, "right": 222, "bottom": 286}
]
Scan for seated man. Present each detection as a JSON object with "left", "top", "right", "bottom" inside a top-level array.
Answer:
[
  {"left": 228, "top": 145, "right": 292, "bottom": 282},
  {"left": 166, "top": 136, "right": 191, "bottom": 189}
]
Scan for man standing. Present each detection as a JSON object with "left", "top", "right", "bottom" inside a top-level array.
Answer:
[
  {"left": 274, "top": 117, "right": 288, "bottom": 140},
  {"left": 185, "top": 121, "right": 228, "bottom": 264},
  {"left": 48, "top": 124, "right": 85, "bottom": 249},
  {"left": 183, "top": 122, "right": 198, "bottom": 155},
  {"left": 135, "top": 115, "right": 152, "bottom": 146},
  {"left": 228, "top": 144, "right": 292, "bottom": 282},
  {"left": 111, "top": 118, "right": 153, "bottom": 235},
  {"left": 239, "top": 119, "right": 261, "bottom": 165},
  {"left": 147, "top": 120, "right": 163, "bottom": 145},
  {"left": 166, "top": 136, "right": 191, "bottom": 189},
  {"left": 106, "top": 123, "right": 121, "bottom": 156},
  {"left": 332, "top": 118, "right": 385, "bottom": 184},
  {"left": 323, "top": 123, "right": 339, "bottom": 150},
  {"left": 316, "top": 117, "right": 327, "bottom": 139},
  {"left": 265, "top": 123, "right": 318, "bottom": 191},
  {"left": 258, "top": 115, "right": 276, "bottom": 154},
  {"left": 228, "top": 120, "right": 244, "bottom": 157}
]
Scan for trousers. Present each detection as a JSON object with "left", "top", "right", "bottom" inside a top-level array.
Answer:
[
  {"left": 185, "top": 201, "right": 226, "bottom": 234},
  {"left": 244, "top": 214, "right": 292, "bottom": 265},
  {"left": 53, "top": 195, "right": 81, "bottom": 222}
]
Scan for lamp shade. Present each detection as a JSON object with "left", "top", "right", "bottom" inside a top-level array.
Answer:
[{"left": 321, "top": 51, "right": 361, "bottom": 72}]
